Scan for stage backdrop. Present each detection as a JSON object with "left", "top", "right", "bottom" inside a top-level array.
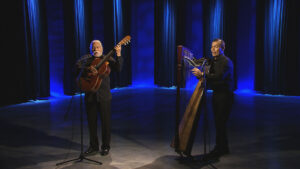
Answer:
[{"left": 1, "top": 0, "right": 300, "bottom": 106}]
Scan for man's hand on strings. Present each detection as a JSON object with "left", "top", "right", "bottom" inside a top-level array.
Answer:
[
  {"left": 191, "top": 68, "right": 204, "bottom": 78},
  {"left": 89, "top": 66, "right": 98, "bottom": 76},
  {"left": 114, "top": 44, "right": 122, "bottom": 57}
]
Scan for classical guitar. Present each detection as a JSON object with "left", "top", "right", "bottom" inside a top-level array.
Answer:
[{"left": 78, "top": 35, "right": 131, "bottom": 92}]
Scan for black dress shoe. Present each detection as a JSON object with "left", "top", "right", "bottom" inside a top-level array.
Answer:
[
  {"left": 84, "top": 146, "right": 99, "bottom": 156},
  {"left": 100, "top": 147, "right": 110, "bottom": 156}
]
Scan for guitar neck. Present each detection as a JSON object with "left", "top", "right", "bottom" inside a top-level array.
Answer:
[
  {"left": 95, "top": 49, "right": 115, "bottom": 69},
  {"left": 94, "top": 35, "right": 130, "bottom": 69}
]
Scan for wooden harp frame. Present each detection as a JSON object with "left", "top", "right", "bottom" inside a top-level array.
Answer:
[{"left": 171, "top": 45, "right": 206, "bottom": 156}]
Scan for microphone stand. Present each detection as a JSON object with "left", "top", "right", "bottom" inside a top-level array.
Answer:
[
  {"left": 200, "top": 60, "right": 217, "bottom": 169},
  {"left": 56, "top": 67, "right": 102, "bottom": 166}
]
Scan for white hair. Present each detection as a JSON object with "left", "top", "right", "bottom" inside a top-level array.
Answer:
[{"left": 89, "top": 40, "right": 103, "bottom": 54}]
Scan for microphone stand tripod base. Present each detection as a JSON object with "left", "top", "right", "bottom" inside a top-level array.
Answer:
[{"left": 56, "top": 153, "right": 102, "bottom": 166}]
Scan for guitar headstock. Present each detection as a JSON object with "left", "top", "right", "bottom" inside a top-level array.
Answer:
[{"left": 117, "top": 35, "right": 131, "bottom": 46}]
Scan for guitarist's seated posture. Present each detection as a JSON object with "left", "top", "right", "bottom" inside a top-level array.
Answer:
[{"left": 76, "top": 40, "right": 122, "bottom": 156}]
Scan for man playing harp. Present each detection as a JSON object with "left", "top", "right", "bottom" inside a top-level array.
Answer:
[{"left": 192, "top": 39, "right": 234, "bottom": 159}]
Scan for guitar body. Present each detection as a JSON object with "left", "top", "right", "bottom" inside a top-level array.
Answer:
[
  {"left": 78, "top": 58, "right": 110, "bottom": 92},
  {"left": 77, "top": 35, "right": 131, "bottom": 92}
]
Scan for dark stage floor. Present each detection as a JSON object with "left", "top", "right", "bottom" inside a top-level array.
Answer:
[{"left": 0, "top": 87, "right": 299, "bottom": 169}]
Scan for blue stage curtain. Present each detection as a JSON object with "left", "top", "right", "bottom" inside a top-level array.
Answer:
[
  {"left": 46, "top": 0, "right": 65, "bottom": 96},
  {"left": 131, "top": 0, "right": 155, "bottom": 87},
  {"left": 203, "top": 0, "right": 224, "bottom": 60},
  {"left": 203, "top": 0, "right": 238, "bottom": 90},
  {"left": 74, "top": 0, "right": 88, "bottom": 57},
  {"left": 223, "top": 0, "right": 238, "bottom": 90},
  {"left": 236, "top": 0, "right": 256, "bottom": 92},
  {"left": 110, "top": 0, "right": 132, "bottom": 88},
  {"left": 154, "top": 0, "right": 177, "bottom": 87},
  {"left": 264, "top": 0, "right": 286, "bottom": 93},
  {"left": 284, "top": 0, "right": 300, "bottom": 95},
  {"left": 24, "top": 0, "right": 50, "bottom": 99},
  {"left": 113, "top": 0, "right": 123, "bottom": 42},
  {"left": 0, "top": 1, "right": 29, "bottom": 105},
  {"left": 0, "top": 0, "right": 49, "bottom": 106},
  {"left": 91, "top": 0, "right": 104, "bottom": 41},
  {"left": 256, "top": 0, "right": 300, "bottom": 95},
  {"left": 102, "top": 0, "right": 132, "bottom": 88},
  {"left": 62, "top": 0, "right": 92, "bottom": 94},
  {"left": 175, "top": 0, "right": 204, "bottom": 89}
]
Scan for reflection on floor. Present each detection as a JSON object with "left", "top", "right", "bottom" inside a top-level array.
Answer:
[{"left": 0, "top": 87, "right": 299, "bottom": 169}]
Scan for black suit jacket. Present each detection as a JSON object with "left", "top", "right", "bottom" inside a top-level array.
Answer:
[{"left": 205, "top": 54, "right": 234, "bottom": 92}]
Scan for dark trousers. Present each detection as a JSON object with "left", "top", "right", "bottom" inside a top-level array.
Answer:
[
  {"left": 85, "top": 99, "right": 111, "bottom": 150},
  {"left": 212, "top": 90, "right": 234, "bottom": 151}
]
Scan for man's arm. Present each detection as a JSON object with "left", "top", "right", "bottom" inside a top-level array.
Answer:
[
  {"left": 108, "top": 56, "right": 123, "bottom": 72},
  {"left": 108, "top": 45, "right": 123, "bottom": 72},
  {"left": 75, "top": 54, "right": 92, "bottom": 78}
]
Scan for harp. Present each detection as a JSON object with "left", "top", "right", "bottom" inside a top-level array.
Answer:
[{"left": 171, "top": 45, "right": 207, "bottom": 156}]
